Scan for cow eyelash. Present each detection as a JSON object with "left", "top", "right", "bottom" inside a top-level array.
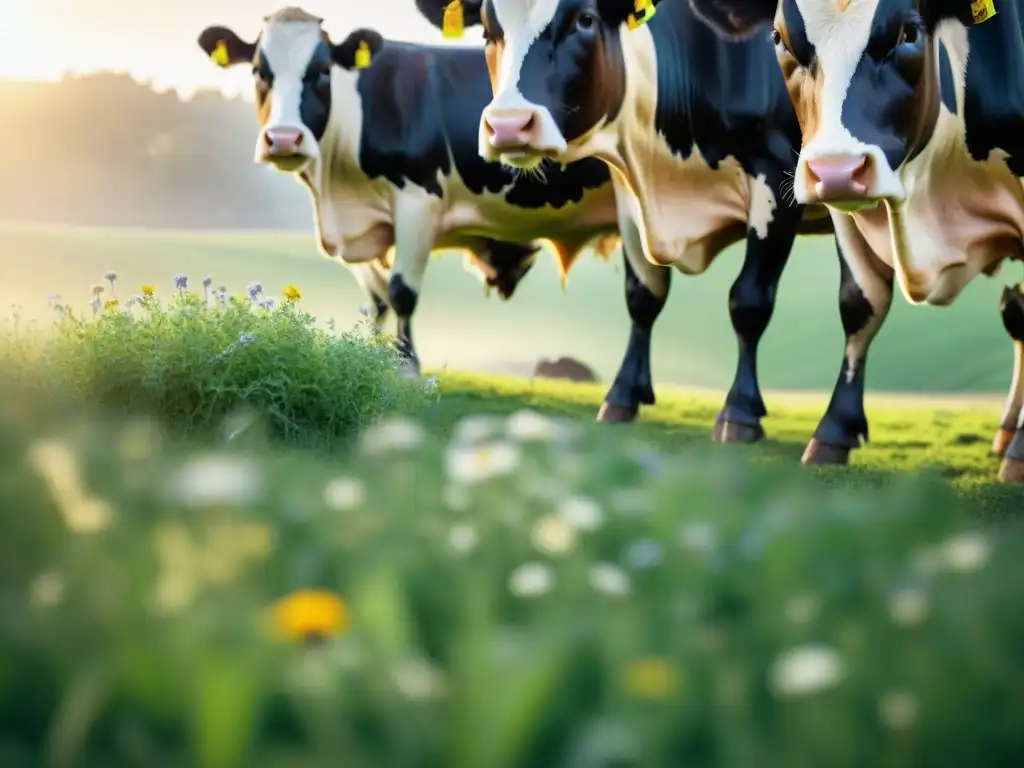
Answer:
[{"left": 771, "top": 27, "right": 787, "bottom": 52}]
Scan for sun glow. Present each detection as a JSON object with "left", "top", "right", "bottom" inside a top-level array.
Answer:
[{"left": 0, "top": 0, "right": 62, "bottom": 80}]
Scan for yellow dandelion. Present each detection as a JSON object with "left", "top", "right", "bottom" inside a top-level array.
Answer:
[
  {"left": 272, "top": 589, "right": 349, "bottom": 641},
  {"left": 282, "top": 284, "right": 302, "bottom": 301},
  {"left": 104, "top": 299, "right": 119, "bottom": 310},
  {"left": 141, "top": 285, "right": 155, "bottom": 296},
  {"left": 622, "top": 657, "right": 679, "bottom": 700}
]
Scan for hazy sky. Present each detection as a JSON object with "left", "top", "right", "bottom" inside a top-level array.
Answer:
[{"left": 0, "top": 0, "right": 484, "bottom": 98}]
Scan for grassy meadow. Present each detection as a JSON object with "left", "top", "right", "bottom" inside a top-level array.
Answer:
[
  {"left": 2, "top": 225, "right": 1024, "bottom": 765},
  {"left": 1, "top": 219, "right": 1019, "bottom": 393}
]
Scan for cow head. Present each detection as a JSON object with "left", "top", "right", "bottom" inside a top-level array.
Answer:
[
  {"left": 197, "top": 7, "right": 383, "bottom": 175},
  {"left": 416, "top": 0, "right": 646, "bottom": 169},
  {"left": 690, "top": 0, "right": 982, "bottom": 212}
]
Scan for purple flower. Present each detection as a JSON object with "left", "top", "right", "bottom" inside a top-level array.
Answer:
[
  {"left": 202, "top": 275, "right": 213, "bottom": 287},
  {"left": 259, "top": 298, "right": 276, "bottom": 310},
  {"left": 173, "top": 274, "right": 188, "bottom": 291},
  {"left": 247, "top": 282, "right": 263, "bottom": 300}
]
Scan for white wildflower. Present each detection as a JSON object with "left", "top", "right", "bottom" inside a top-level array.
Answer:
[
  {"left": 588, "top": 563, "right": 632, "bottom": 597},
  {"left": 360, "top": 417, "right": 425, "bottom": 454},
  {"left": 940, "top": 531, "right": 990, "bottom": 572},
  {"left": 448, "top": 524, "right": 478, "bottom": 554},
  {"left": 769, "top": 644, "right": 845, "bottom": 697},
  {"left": 509, "top": 562, "right": 555, "bottom": 598},
  {"left": 888, "top": 586, "right": 929, "bottom": 627},
  {"left": 323, "top": 477, "right": 365, "bottom": 511},
  {"left": 678, "top": 521, "right": 718, "bottom": 553},
  {"left": 392, "top": 657, "right": 447, "bottom": 700},
  {"left": 505, "top": 408, "right": 567, "bottom": 441},
  {"left": 30, "top": 571, "right": 65, "bottom": 608},
  {"left": 445, "top": 440, "right": 520, "bottom": 485},
  {"left": 530, "top": 516, "right": 577, "bottom": 555},
  {"left": 878, "top": 689, "right": 919, "bottom": 730},
  {"left": 557, "top": 495, "right": 603, "bottom": 531},
  {"left": 452, "top": 414, "right": 503, "bottom": 445},
  {"left": 165, "top": 454, "right": 263, "bottom": 508}
]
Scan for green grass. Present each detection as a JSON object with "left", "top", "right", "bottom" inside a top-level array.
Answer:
[
  {"left": 3, "top": 266, "right": 1024, "bottom": 766},
  {"left": 1, "top": 219, "right": 1019, "bottom": 393},
  {"left": 424, "top": 372, "right": 1024, "bottom": 519}
]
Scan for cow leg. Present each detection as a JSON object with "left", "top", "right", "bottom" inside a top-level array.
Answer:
[
  {"left": 993, "top": 285, "right": 1024, "bottom": 456},
  {"left": 803, "top": 216, "right": 893, "bottom": 465},
  {"left": 388, "top": 197, "right": 441, "bottom": 378},
  {"left": 714, "top": 197, "right": 801, "bottom": 444},
  {"left": 597, "top": 208, "right": 670, "bottom": 423},
  {"left": 997, "top": 284, "right": 1024, "bottom": 482},
  {"left": 351, "top": 262, "right": 390, "bottom": 328}
]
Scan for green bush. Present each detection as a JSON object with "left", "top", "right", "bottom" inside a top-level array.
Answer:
[
  {"left": 1, "top": 392, "right": 1022, "bottom": 768},
  {"left": 1, "top": 273, "right": 431, "bottom": 449}
]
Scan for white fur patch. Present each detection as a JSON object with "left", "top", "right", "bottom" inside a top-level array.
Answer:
[{"left": 258, "top": 20, "right": 326, "bottom": 161}]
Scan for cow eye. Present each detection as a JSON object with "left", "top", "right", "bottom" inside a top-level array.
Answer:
[
  {"left": 576, "top": 11, "right": 596, "bottom": 30},
  {"left": 771, "top": 27, "right": 787, "bottom": 52},
  {"left": 897, "top": 23, "right": 918, "bottom": 46}
]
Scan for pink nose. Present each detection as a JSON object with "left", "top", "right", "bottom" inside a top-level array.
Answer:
[
  {"left": 262, "top": 127, "right": 304, "bottom": 156},
  {"left": 482, "top": 110, "right": 537, "bottom": 149},
  {"left": 805, "top": 154, "right": 871, "bottom": 200}
]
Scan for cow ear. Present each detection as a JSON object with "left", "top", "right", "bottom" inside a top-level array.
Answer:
[
  {"left": 687, "top": 0, "right": 777, "bottom": 39},
  {"left": 921, "top": 0, "right": 998, "bottom": 28},
  {"left": 333, "top": 28, "right": 385, "bottom": 70},
  {"left": 415, "top": 0, "right": 484, "bottom": 31},
  {"left": 197, "top": 26, "right": 256, "bottom": 67}
]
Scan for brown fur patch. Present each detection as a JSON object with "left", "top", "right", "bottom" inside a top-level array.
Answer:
[
  {"left": 264, "top": 6, "right": 322, "bottom": 23},
  {"left": 484, "top": 40, "right": 504, "bottom": 95},
  {"left": 776, "top": 15, "right": 822, "bottom": 146},
  {"left": 836, "top": 0, "right": 851, "bottom": 11}
]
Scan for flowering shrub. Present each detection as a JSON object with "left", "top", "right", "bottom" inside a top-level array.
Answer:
[
  {"left": 1, "top": 389, "right": 1022, "bottom": 767},
  {"left": 3, "top": 272, "right": 433, "bottom": 448}
]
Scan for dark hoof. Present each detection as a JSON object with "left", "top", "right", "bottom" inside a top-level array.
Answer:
[
  {"left": 712, "top": 418, "right": 765, "bottom": 444},
  {"left": 597, "top": 402, "right": 638, "bottom": 423},
  {"left": 993, "top": 427, "right": 1015, "bottom": 456},
  {"left": 998, "top": 456, "right": 1024, "bottom": 483},
  {"left": 801, "top": 438, "right": 851, "bottom": 466}
]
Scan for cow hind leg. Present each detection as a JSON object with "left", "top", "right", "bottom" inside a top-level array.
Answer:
[
  {"left": 997, "top": 284, "right": 1024, "bottom": 482},
  {"left": 351, "top": 262, "right": 391, "bottom": 329},
  {"left": 804, "top": 222, "right": 893, "bottom": 465},
  {"left": 994, "top": 285, "right": 1024, "bottom": 456},
  {"left": 714, "top": 199, "right": 801, "bottom": 444},
  {"left": 597, "top": 243, "right": 670, "bottom": 423}
]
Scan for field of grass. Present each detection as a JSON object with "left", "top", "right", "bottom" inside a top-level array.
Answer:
[
  {"left": 1, "top": 220, "right": 1020, "bottom": 393},
  {"left": 3, "top": 272, "right": 1024, "bottom": 766}
]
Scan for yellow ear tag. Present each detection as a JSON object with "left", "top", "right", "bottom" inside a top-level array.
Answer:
[
  {"left": 211, "top": 39, "right": 230, "bottom": 67},
  {"left": 443, "top": 0, "right": 465, "bottom": 38},
  {"left": 354, "top": 41, "right": 371, "bottom": 69},
  {"left": 627, "top": 0, "right": 656, "bottom": 29},
  {"left": 970, "top": 0, "right": 996, "bottom": 23}
]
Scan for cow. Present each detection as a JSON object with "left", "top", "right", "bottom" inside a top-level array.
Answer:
[
  {"left": 687, "top": 0, "right": 1024, "bottom": 483},
  {"left": 413, "top": 0, "right": 872, "bottom": 461},
  {"left": 197, "top": 6, "right": 687, "bottom": 425}
]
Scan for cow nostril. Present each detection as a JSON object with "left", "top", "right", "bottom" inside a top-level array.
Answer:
[
  {"left": 263, "top": 131, "right": 274, "bottom": 147},
  {"left": 522, "top": 114, "right": 535, "bottom": 133},
  {"left": 293, "top": 132, "right": 303, "bottom": 146}
]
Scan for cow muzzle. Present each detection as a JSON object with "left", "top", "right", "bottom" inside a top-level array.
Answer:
[
  {"left": 800, "top": 153, "right": 880, "bottom": 211},
  {"left": 258, "top": 126, "right": 312, "bottom": 171},
  {"left": 479, "top": 106, "right": 568, "bottom": 169}
]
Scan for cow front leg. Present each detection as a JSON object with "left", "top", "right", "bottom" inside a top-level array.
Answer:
[
  {"left": 803, "top": 215, "right": 893, "bottom": 465},
  {"left": 997, "top": 284, "right": 1024, "bottom": 482},
  {"left": 714, "top": 192, "right": 801, "bottom": 443},
  {"left": 597, "top": 246, "right": 670, "bottom": 423},
  {"left": 994, "top": 285, "right": 1024, "bottom": 455},
  {"left": 388, "top": 196, "right": 441, "bottom": 378}
]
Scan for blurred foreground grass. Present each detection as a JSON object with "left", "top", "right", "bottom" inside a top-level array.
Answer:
[{"left": 2, "top": 274, "right": 1024, "bottom": 766}]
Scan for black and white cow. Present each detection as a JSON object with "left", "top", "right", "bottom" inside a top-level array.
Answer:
[
  {"left": 198, "top": 7, "right": 699, "bottom": 423},
  {"left": 414, "top": 0, "right": 874, "bottom": 462},
  {"left": 688, "top": 0, "right": 1024, "bottom": 483}
]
